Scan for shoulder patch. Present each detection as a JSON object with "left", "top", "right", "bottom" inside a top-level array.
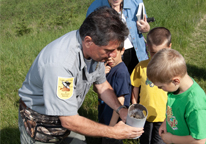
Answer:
[{"left": 57, "top": 77, "right": 74, "bottom": 99}]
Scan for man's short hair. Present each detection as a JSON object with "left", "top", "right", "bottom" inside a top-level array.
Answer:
[
  {"left": 79, "top": 6, "right": 129, "bottom": 46},
  {"left": 147, "top": 49, "right": 187, "bottom": 83},
  {"left": 147, "top": 27, "right": 171, "bottom": 47}
]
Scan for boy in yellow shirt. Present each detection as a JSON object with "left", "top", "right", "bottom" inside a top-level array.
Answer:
[{"left": 130, "top": 27, "right": 172, "bottom": 144}]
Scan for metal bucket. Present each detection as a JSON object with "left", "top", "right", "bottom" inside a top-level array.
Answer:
[{"left": 126, "top": 104, "right": 148, "bottom": 139}]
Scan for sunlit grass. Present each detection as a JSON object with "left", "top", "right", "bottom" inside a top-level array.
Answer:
[{"left": 0, "top": 0, "right": 206, "bottom": 143}]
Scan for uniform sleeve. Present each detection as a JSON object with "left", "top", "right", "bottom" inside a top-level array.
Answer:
[
  {"left": 94, "top": 62, "right": 107, "bottom": 84},
  {"left": 186, "top": 109, "right": 206, "bottom": 139},
  {"left": 130, "top": 64, "right": 141, "bottom": 87},
  {"left": 39, "top": 63, "right": 78, "bottom": 116}
]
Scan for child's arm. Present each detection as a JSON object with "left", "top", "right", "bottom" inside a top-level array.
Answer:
[
  {"left": 109, "top": 96, "right": 125, "bottom": 126},
  {"left": 159, "top": 119, "right": 206, "bottom": 143},
  {"left": 131, "top": 86, "right": 140, "bottom": 104},
  {"left": 161, "top": 133, "right": 206, "bottom": 144},
  {"left": 159, "top": 119, "right": 167, "bottom": 136}
]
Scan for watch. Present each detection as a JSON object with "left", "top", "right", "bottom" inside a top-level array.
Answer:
[{"left": 116, "top": 105, "right": 127, "bottom": 115}]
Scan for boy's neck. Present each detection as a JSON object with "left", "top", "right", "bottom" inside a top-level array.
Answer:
[
  {"left": 177, "top": 74, "right": 193, "bottom": 94},
  {"left": 111, "top": 60, "right": 122, "bottom": 68}
]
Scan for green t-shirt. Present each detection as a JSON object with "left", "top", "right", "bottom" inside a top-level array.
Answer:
[{"left": 166, "top": 79, "right": 206, "bottom": 140}]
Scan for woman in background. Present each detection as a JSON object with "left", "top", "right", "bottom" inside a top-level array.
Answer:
[{"left": 86, "top": 0, "right": 150, "bottom": 74}]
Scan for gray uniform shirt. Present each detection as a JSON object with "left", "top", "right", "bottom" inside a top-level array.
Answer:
[{"left": 18, "top": 30, "right": 106, "bottom": 116}]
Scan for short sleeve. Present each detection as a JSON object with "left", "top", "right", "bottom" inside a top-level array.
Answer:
[
  {"left": 130, "top": 64, "right": 141, "bottom": 87},
  {"left": 94, "top": 62, "right": 107, "bottom": 84},
  {"left": 114, "top": 72, "right": 130, "bottom": 97},
  {"left": 40, "top": 63, "right": 78, "bottom": 116},
  {"left": 186, "top": 110, "right": 206, "bottom": 139}
]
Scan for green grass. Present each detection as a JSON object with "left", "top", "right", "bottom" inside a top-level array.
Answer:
[{"left": 0, "top": 0, "right": 206, "bottom": 143}]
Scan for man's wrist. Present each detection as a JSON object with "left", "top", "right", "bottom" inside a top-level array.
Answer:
[{"left": 116, "top": 105, "right": 126, "bottom": 115}]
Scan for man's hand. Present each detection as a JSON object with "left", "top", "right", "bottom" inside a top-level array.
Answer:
[
  {"left": 137, "top": 15, "right": 150, "bottom": 33},
  {"left": 113, "top": 121, "right": 144, "bottom": 139},
  {"left": 59, "top": 115, "right": 144, "bottom": 140},
  {"left": 118, "top": 106, "right": 128, "bottom": 122}
]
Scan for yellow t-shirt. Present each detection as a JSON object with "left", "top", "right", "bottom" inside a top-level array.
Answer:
[{"left": 130, "top": 59, "right": 167, "bottom": 122}]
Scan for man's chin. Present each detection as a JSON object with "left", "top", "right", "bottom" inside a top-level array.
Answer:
[
  {"left": 100, "top": 60, "right": 105, "bottom": 62},
  {"left": 100, "top": 59, "right": 108, "bottom": 62},
  {"left": 93, "top": 57, "right": 108, "bottom": 62}
]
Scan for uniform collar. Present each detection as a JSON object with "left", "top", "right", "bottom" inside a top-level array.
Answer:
[
  {"left": 76, "top": 30, "right": 86, "bottom": 70},
  {"left": 76, "top": 30, "right": 99, "bottom": 72}
]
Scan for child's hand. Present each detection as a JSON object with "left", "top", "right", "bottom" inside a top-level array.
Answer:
[
  {"left": 104, "top": 62, "right": 111, "bottom": 74},
  {"left": 159, "top": 119, "right": 167, "bottom": 136},
  {"left": 161, "top": 132, "right": 173, "bottom": 144},
  {"left": 137, "top": 15, "right": 150, "bottom": 33}
]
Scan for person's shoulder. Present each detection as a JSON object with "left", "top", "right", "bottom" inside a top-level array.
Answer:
[
  {"left": 134, "top": 59, "right": 150, "bottom": 69},
  {"left": 125, "top": 0, "right": 143, "bottom": 6},
  {"left": 114, "top": 62, "right": 130, "bottom": 75},
  {"left": 188, "top": 78, "right": 205, "bottom": 94},
  {"left": 39, "top": 30, "right": 79, "bottom": 61},
  {"left": 49, "top": 30, "right": 78, "bottom": 47},
  {"left": 185, "top": 78, "right": 206, "bottom": 107},
  {"left": 53, "top": 30, "right": 82, "bottom": 67},
  {"left": 140, "top": 59, "right": 150, "bottom": 65},
  {"left": 86, "top": 0, "right": 108, "bottom": 17}
]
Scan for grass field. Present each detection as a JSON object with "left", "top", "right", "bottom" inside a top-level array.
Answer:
[{"left": 0, "top": 0, "right": 206, "bottom": 143}]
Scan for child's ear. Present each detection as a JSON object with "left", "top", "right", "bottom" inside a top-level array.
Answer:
[
  {"left": 169, "top": 43, "right": 172, "bottom": 48},
  {"left": 172, "top": 77, "right": 180, "bottom": 86},
  {"left": 121, "top": 48, "right": 125, "bottom": 55}
]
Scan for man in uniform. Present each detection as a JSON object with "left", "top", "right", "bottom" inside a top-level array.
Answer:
[{"left": 18, "top": 7, "right": 144, "bottom": 144}]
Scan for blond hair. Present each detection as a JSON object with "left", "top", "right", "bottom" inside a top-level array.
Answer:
[{"left": 147, "top": 49, "right": 187, "bottom": 83}]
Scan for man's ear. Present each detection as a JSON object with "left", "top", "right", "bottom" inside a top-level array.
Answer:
[
  {"left": 83, "top": 36, "right": 93, "bottom": 48},
  {"left": 172, "top": 77, "right": 180, "bottom": 86}
]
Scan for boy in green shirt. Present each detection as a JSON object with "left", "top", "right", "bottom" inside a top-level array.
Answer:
[{"left": 147, "top": 49, "right": 206, "bottom": 144}]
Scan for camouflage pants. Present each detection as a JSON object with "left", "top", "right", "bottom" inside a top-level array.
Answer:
[
  {"left": 18, "top": 112, "right": 87, "bottom": 144},
  {"left": 102, "top": 137, "right": 123, "bottom": 144}
]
